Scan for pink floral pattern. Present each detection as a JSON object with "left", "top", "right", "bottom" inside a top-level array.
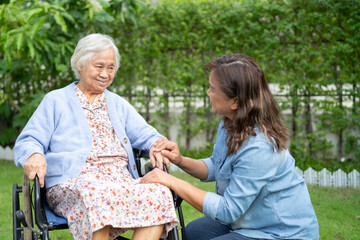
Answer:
[{"left": 46, "top": 86, "right": 178, "bottom": 240}]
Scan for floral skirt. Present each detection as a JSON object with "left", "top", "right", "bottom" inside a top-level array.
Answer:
[{"left": 47, "top": 157, "right": 178, "bottom": 240}]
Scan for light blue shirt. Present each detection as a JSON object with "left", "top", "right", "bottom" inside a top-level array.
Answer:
[
  {"left": 201, "top": 121, "right": 319, "bottom": 240},
  {"left": 14, "top": 82, "right": 163, "bottom": 188}
]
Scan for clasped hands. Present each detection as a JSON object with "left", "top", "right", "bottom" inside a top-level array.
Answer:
[
  {"left": 143, "top": 138, "right": 182, "bottom": 188},
  {"left": 149, "top": 137, "right": 183, "bottom": 169}
]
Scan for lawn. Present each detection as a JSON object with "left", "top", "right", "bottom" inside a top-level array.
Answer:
[{"left": 1, "top": 159, "right": 359, "bottom": 240}]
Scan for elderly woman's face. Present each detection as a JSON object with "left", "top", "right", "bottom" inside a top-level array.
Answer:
[{"left": 77, "top": 48, "right": 116, "bottom": 95}]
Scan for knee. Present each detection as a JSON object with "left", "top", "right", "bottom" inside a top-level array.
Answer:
[
  {"left": 185, "top": 217, "right": 231, "bottom": 240},
  {"left": 185, "top": 220, "right": 196, "bottom": 236},
  {"left": 185, "top": 219, "right": 206, "bottom": 240}
]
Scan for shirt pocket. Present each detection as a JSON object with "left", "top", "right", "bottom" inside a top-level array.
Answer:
[
  {"left": 217, "top": 171, "right": 231, "bottom": 196},
  {"left": 216, "top": 155, "right": 233, "bottom": 195}
]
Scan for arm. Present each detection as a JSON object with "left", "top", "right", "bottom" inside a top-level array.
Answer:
[
  {"left": 140, "top": 168, "right": 207, "bottom": 212},
  {"left": 14, "top": 93, "right": 55, "bottom": 187},
  {"left": 171, "top": 156, "right": 208, "bottom": 180},
  {"left": 141, "top": 140, "right": 210, "bottom": 211}
]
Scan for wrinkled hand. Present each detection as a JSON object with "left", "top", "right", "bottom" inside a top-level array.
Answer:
[
  {"left": 149, "top": 137, "right": 171, "bottom": 170},
  {"left": 24, "top": 153, "right": 47, "bottom": 188},
  {"left": 140, "top": 168, "right": 171, "bottom": 188},
  {"left": 155, "top": 141, "right": 183, "bottom": 166}
]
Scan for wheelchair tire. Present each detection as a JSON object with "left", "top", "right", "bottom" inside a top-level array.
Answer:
[{"left": 13, "top": 183, "right": 22, "bottom": 240}]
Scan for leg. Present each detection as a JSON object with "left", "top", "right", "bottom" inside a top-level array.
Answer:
[
  {"left": 93, "top": 225, "right": 111, "bottom": 240},
  {"left": 211, "top": 232, "right": 266, "bottom": 240},
  {"left": 185, "top": 217, "right": 231, "bottom": 240},
  {"left": 132, "top": 224, "right": 164, "bottom": 240}
]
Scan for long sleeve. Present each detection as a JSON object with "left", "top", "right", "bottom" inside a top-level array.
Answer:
[{"left": 14, "top": 94, "right": 55, "bottom": 167}]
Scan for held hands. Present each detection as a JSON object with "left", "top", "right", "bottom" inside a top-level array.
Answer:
[
  {"left": 154, "top": 140, "right": 183, "bottom": 166},
  {"left": 149, "top": 138, "right": 183, "bottom": 171},
  {"left": 144, "top": 139, "right": 182, "bottom": 187},
  {"left": 24, "top": 153, "right": 47, "bottom": 188},
  {"left": 149, "top": 137, "right": 171, "bottom": 170}
]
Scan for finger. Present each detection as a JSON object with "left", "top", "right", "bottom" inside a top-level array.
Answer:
[
  {"left": 38, "top": 170, "right": 46, "bottom": 188},
  {"left": 161, "top": 150, "right": 176, "bottom": 161},
  {"left": 163, "top": 156, "right": 171, "bottom": 171},
  {"left": 139, "top": 172, "right": 153, "bottom": 184},
  {"left": 27, "top": 171, "right": 36, "bottom": 181},
  {"left": 155, "top": 153, "right": 164, "bottom": 170},
  {"left": 39, "top": 176, "right": 45, "bottom": 188},
  {"left": 149, "top": 152, "right": 156, "bottom": 168}
]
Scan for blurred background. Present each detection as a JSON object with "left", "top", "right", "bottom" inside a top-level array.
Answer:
[{"left": 1, "top": 0, "right": 359, "bottom": 172}]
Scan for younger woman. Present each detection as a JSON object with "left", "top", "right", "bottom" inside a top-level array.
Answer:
[{"left": 142, "top": 54, "right": 319, "bottom": 240}]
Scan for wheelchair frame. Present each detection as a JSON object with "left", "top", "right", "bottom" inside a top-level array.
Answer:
[{"left": 13, "top": 149, "right": 186, "bottom": 240}]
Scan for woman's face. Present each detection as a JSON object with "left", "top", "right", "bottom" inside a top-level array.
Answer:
[
  {"left": 207, "top": 70, "right": 237, "bottom": 120},
  {"left": 77, "top": 48, "right": 116, "bottom": 95}
]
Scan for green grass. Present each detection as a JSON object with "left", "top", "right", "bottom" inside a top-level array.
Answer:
[{"left": 1, "top": 160, "right": 359, "bottom": 239}]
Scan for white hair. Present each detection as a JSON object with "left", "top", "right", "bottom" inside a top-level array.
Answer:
[{"left": 70, "top": 33, "right": 121, "bottom": 79}]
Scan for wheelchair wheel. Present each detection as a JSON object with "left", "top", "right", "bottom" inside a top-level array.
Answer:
[{"left": 13, "top": 182, "right": 22, "bottom": 240}]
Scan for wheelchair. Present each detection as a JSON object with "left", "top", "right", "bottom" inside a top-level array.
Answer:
[{"left": 13, "top": 149, "right": 186, "bottom": 240}]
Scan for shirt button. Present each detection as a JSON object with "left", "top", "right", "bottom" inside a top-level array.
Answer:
[
  {"left": 124, "top": 138, "right": 128, "bottom": 143},
  {"left": 133, "top": 164, "right": 136, "bottom": 170}
]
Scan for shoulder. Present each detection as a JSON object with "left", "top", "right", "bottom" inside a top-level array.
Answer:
[
  {"left": 233, "top": 129, "right": 275, "bottom": 163},
  {"left": 246, "top": 127, "right": 274, "bottom": 150},
  {"left": 44, "top": 83, "right": 73, "bottom": 100}
]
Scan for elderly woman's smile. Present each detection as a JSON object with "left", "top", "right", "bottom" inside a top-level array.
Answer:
[
  {"left": 15, "top": 34, "right": 178, "bottom": 240},
  {"left": 77, "top": 48, "right": 116, "bottom": 103}
]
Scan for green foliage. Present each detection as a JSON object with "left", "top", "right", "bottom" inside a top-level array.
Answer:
[
  {"left": 1, "top": 0, "right": 359, "bottom": 170},
  {"left": 0, "top": 0, "right": 139, "bottom": 146},
  {"left": 179, "top": 142, "right": 214, "bottom": 160}
]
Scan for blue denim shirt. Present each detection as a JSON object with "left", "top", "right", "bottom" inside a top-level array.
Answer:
[{"left": 201, "top": 121, "right": 319, "bottom": 240}]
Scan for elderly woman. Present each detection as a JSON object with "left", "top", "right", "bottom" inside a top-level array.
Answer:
[{"left": 14, "top": 33, "right": 178, "bottom": 240}]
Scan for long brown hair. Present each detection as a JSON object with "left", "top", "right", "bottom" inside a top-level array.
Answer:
[{"left": 205, "top": 54, "right": 288, "bottom": 155}]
